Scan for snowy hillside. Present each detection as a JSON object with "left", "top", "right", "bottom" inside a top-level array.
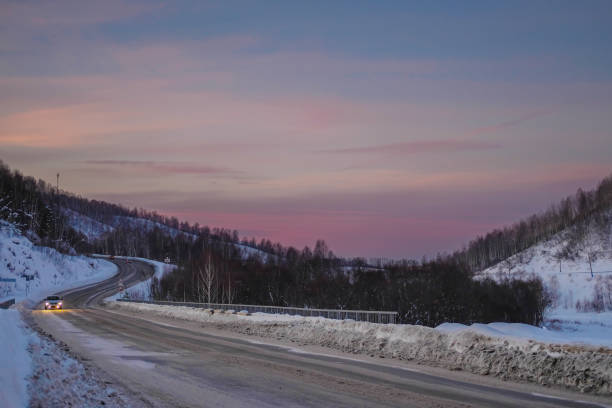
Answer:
[
  {"left": 109, "top": 216, "right": 197, "bottom": 240},
  {"left": 63, "top": 209, "right": 194, "bottom": 241},
  {"left": 479, "top": 222, "right": 612, "bottom": 315},
  {"left": 63, "top": 208, "right": 115, "bottom": 240},
  {"left": 0, "top": 220, "right": 117, "bottom": 303},
  {"left": 64, "top": 206, "right": 275, "bottom": 261}
]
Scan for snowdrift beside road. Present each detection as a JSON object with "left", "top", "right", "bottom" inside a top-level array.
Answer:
[
  {"left": 108, "top": 301, "right": 612, "bottom": 395},
  {"left": 0, "top": 309, "right": 32, "bottom": 407},
  {"left": 436, "top": 319, "right": 612, "bottom": 348}
]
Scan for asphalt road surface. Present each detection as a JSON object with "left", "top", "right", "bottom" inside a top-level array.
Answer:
[{"left": 31, "top": 260, "right": 611, "bottom": 408}]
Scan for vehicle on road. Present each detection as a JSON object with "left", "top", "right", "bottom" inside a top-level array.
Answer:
[{"left": 44, "top": 296, "right": 63, "bottom": 310}]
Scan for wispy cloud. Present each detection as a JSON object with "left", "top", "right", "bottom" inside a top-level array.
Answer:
[
  {"left": 320, "top": 111, "right": 552, "bottom": 156},
  {"left": 468, "top": 110, "right": 552, "bottom": 136},
  {"left": 84, "top": 160, "right": 241, "bottom": 176},
  {"left": 2, "top": 0, "right": 162, "bottom": 26},
  {"left": 320, "top": 139, "right": 500, "bottom": 155}
]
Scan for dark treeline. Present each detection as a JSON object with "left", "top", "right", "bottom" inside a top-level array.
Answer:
[
  {"left": 153, "top": 241, "right": 549, "bottom": 326},
  {"left": 0, "top": 161, "right": 85, "bottom": 251},
  {"left": 3, "top": 160, "right": 610, "bottom": 326}
]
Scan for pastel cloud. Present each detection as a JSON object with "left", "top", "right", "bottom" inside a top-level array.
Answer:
[
  {"left": 1, "top": 0, "right": 161, "bottom": 26},
  {"left": 468, "top": 110, "right": 553, "bottom": 137},
  {"left": 320, "top": 140, "right": 501, "bottom": 155},
  {"left": 84, "top": 160, "right": 242, "bottom": 177}
]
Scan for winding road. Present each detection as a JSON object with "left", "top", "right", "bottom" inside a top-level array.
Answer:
[{"left": 30, "top": 259, "right": 611, "bottom": 408}]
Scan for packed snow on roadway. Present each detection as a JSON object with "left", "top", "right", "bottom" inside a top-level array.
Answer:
[
  {"left": 0, "top": 221, "right": 130, "bottom": 407},
  {"left": 0, "top": 306, "right": 137, "bottom": 408}
]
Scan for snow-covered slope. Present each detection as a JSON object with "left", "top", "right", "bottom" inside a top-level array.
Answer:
[
  {"left": 109, "top": 216, "right": 196, "bottom": 240},
  {"left": 0, "top": 221, "right": 117, "bottom": 303},
  {"left": 479, "top": 223, "right": 612, "bottom": 315},
  {"left": 63, "top": 208, "right": 115, "bottom": 240},
  {"left": 0, "top": 220, "right": 127, "bottom": 407},
  {"left": 64, "top": 207, "right": 277, "bottom": 262}
]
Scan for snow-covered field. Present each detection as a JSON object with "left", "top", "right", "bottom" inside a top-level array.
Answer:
[
  {"left": 108, "top": 301, "right": 612, "bottom": 394},
  {"left": 0, "top": 221, "right": 117, "bottom": 303}
]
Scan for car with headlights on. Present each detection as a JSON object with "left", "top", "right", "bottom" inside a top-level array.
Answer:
[{"left": 44, "top": 296, "right": 64, "bottom": 310}]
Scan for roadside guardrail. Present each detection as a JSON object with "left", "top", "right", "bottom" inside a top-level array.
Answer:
[
  {"left": 117, "top": 299, "right": 398, "bottom": 324},
  {"left": 0, "top": 298, "right": 15, "bottom": 309}
]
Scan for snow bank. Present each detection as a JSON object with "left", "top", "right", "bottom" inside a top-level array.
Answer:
[
  {"left": 0, "top": 221, "right": 117, "bottom": 303},
  {"left": 436, "top": 320, "right": 612, "bottom": 348},
  {"left": 108, "top": 301, "right": 612, "bottom": 395},
  {"left": 27, "top": 325, "right": 136, "bottom": 408},
  {"left": 0, "top": 309, "right": 32, "bottom": 408}
]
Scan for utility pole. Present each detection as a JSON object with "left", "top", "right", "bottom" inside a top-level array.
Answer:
[{"left": 55, "top": 173, "right": 60, "bottom": 245}]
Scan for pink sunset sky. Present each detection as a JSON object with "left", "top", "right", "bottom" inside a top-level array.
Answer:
[{"left": 1, "top": 1, "right": 611, "bottom": 258}]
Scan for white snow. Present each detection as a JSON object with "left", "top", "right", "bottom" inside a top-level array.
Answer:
[
  {"left": 0, "top": 221, "right": 118, "bottom": 303},
  {"left": 0, "top": 309, "right": 32, "bottom": 408},
  {"left": 436, "top": 319, "right": 612, "bottom": 348}
]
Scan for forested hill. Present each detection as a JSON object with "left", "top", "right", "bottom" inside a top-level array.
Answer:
[
  {"left": 2, "top": 159, "right": 611, "bottom": 325},
  {"left": 0, "top": 160, "right": 279, "bottom": 261},
  {"left": 452, "top": 174, "right": 612, "bottom": 272}
]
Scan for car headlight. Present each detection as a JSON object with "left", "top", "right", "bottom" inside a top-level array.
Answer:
[{"left": 45, "top": 302, "right": 49, "bottom": 306}]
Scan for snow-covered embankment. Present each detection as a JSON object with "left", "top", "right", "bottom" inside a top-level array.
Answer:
[
  {"left": 0, "top": 309, "right": 31, "bottom": 407},
  {"left": 0, "top": 221, "right": 117, "bottom": 304},
  {"left": 108, "top": 301, "right": 612, "bottom": 395}
]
